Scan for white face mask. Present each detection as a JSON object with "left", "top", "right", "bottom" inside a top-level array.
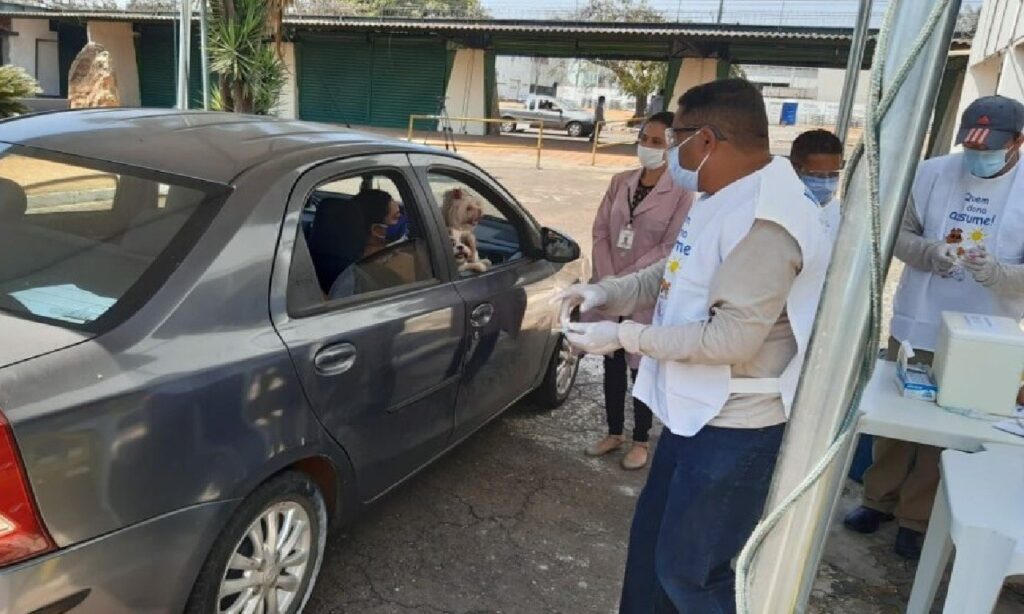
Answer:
[
  {"left": 667, "top": 132, "right": 711, "bottom": 193},
  {"left": 637, "top": 144, "right": 667, "bottom": 170}
]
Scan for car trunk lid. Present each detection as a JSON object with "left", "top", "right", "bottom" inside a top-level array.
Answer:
[{"left": 0, "top": 312, "right": 89, "bottom": 369}]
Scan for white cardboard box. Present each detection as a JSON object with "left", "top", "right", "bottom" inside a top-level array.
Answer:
[{"left": 932, "top": 311, "right": 1024, "bottom": 417}]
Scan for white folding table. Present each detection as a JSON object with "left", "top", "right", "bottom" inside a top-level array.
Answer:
[
  {"left": 856, "top": 359, "right": 1024, "bottom": 452},
  {"left": 853, "top": 360, "right": 1024, "bottom": 612}
]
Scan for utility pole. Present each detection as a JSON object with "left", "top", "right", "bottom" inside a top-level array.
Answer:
[
  {"left": 717, "top": 0, "right": 725, "bottom": 23},
  {"left": 199, "top": 0, "right": 209, "bottom": 110},
  {"left": 176, "top": 0, "right": 191, "bottom": 110}
]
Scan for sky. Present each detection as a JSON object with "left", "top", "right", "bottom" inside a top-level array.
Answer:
[{"left": 478, "top": 0, "right": 986, "bottom": 27}]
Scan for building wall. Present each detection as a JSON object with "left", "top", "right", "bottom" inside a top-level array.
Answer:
[
  {"left": 7, "top": 17, "right": 58, "bottom": 95},
  {"left": 444, "top": 48, "right": 487, "bottom": 135},
  {"left": 670, "top": 58, "right": 720, "bottom": 103},
  {"left": 276, "top": 42, "right": 297, "bottom": 119},
  {"left": 87, "top": 21, "right": 140, "bottom": 106},
  {"left": 952, "top": 0, "right": 1024, "bottom": 148},
  {"left": 815, "top": 68, "right": 871, "bottom": 105}
]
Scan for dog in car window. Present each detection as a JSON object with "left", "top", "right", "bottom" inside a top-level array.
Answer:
[
  {"left": 451, "top": 230, "right": 487, "bottom": 274},
  {"left": 442, "top": 188, "right": 489, "bottom": 272}
]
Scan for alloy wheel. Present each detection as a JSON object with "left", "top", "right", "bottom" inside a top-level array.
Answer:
[
  {"left": 555, "top": 335, "right": 580, "bottom": 397},
  {"left": 218, "top": 501, "right": 313, "bottom": 614}
]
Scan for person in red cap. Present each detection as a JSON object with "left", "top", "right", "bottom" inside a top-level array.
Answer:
[{"left": 844, "top": 94, "right": 1024, "bottom": 560}]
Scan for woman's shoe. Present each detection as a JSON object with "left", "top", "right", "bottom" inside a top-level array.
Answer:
[
  {"left": 621, "top": 442, "right": 650, "bottom": 470},
  {"left": 585, "top": 434, "right": 624, "bottom": 457}
]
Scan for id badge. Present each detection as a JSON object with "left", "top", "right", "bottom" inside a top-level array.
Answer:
[{"left": 617, "top": 226, "right": 635, "bottom": 250}]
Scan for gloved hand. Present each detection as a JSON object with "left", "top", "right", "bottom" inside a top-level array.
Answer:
[
  {"left": 564, "top": 321, "right": 622, "bottom": 355},
  {"left": 961, "top": 247, "right": 1000, "bottom": 286},
  {"left": 551, "top": 283, "right": 609, "bottom": 314},
  {"left": 925, "top": 241, "right": 958, "bottom": 276}
]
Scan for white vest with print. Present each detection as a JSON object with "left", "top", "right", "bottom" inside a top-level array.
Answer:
[
  {"left": 632, "top": 157, "right": 831, "bottom": 437},
  {"left": 891, "top": 153, "right": 1024, "bottom": 351}
]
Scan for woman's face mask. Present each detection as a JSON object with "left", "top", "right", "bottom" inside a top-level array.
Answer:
[
  {"left": 800, "top": 174, "right": 840, "bottom": 205},
  {"left": 963, "top": 148, "right": 1012, "bottom": 178}
]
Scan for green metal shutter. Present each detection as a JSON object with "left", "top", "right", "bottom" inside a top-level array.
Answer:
[
  {"left": 137, "top": 25, "right": 175, "bottom": 107},
  {"left": 56, "top": 22, "right": 87, "bottom": 98},
  {"left": 298, "top": 36, "right": 372, "bottom": 126},
  {"left": 136, "top": 24, "right": 205, "bottom": 109},
  {"left": 369, "top": 38, "right": 446, "bottom": 128}
]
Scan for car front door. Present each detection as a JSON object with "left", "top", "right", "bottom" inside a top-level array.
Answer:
[
  {"left": 411, "top": 154, "right": 559, "bottom": 440},
  {"left": 271, "top": 154, "right": 465, "bottom": 501}
]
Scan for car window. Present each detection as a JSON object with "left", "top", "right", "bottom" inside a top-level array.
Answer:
[
  {"left": 292, "top": 169, "right": 436, "bottom": 309},
  {"left": 427, "top": 170, "right": 525, "bottom": 274},
  {"left": 0, "top": 147, "right": 222, "bottom": 332}
]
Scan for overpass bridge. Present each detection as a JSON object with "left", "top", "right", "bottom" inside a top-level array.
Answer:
[{"left": 0, "top": 11, "right": 970, "bottom": 134}]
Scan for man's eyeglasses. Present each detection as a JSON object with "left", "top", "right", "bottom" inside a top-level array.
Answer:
[
  {"left": 664, "top": 125, "right": 728, "bottom": 147},
  {"left": 797, "top": 170, "right": 842, "bottom": 179}
]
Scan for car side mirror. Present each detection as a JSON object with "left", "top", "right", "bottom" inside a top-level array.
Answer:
[{"left": 541, "top": 227, "right": 580, "bottom": 263}]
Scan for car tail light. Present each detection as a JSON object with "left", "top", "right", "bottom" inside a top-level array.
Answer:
[{"left": 0, "top": 410, "right": 54, "bottom": 567}]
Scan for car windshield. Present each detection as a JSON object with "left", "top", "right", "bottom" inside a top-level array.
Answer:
[
  {"left": 555, "top": 99, "right": 582, "bottom": 112},
  {"left": 0, "top": 145, "right": 225, "bottom": 332}
]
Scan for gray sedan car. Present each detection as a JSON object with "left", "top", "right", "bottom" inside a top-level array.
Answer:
[{"left": 0, "top": 109, "right": 583, "bottom": 614}]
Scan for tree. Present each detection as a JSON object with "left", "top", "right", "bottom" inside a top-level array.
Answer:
[
  {"left": 0, "top": 66, "right": 41, "bottom": 118},
  {"left": 208, "top": 0, "right": 287, "bottom": 114},
  {"left": 956, "top": 6, "right": 981, "bottom": 37},
  {"left": 354, "top": 0, "right": 486, "bottom": 18},
  {"left": 576, "top": 0, "right": 667, "bottom": 117},
  {"left": 290, "top": 0, "right": 486, "bottom": 18}
]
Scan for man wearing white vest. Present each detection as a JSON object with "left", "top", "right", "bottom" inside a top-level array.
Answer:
[
  {"left": 555, "top": 79, "right": 830, "bottom": 612},
  {"left": 844, "top": 95, "right": 1024, "bottom": 560}
]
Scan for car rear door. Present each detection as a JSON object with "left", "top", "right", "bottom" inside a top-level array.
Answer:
[
  {"left": 271, "top": 154, "right": 465, "bottom": 501},
  {"left": 410, "top": 154, "right": 559, "bottom": 440}
]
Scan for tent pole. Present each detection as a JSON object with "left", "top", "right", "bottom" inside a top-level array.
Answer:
[{"left": 746, "top": 0, "right": 963, "bottom": 611}]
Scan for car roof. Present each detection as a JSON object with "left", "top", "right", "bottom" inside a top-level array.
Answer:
[{"left": 0, "top": 108, "right": 425, "bottom": 184}]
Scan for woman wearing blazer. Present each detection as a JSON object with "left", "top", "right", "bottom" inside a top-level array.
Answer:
[{"left": 585, "top": 111, "right": 693, "bottom": 470}]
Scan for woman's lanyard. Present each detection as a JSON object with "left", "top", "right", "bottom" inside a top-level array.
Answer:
[{"left": 617, "top": 181, "right": 653, "bottom": 251}]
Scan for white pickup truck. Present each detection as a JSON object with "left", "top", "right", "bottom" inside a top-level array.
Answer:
[{"left": 499, "top": 95, "right": 596, "bottom": 138}]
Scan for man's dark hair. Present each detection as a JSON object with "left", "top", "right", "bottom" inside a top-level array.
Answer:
[
  {"left": 790, "top": 129, "right": 843, "bottom": 164},
  {"left": 644, "top": 111, "right": 676, "bottom": 131},
  {"left": 676, "top": 78, "right": 769, "bottom": 151},
  {"left": 598, "top": 95, "right": 606, "bottom": 103}
]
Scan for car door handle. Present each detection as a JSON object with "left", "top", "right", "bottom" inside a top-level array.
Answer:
[
  {"left": 470, "top": 303, "right": 494, "bottom": 328},
  {"left": 314, "top": 343, "right": 357, "bottom": 376}
]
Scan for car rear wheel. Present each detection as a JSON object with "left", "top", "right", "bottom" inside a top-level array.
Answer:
[
  {"left": 185, "top": 471, "right": 328, "bottom": 614},
  {"left": 500, "top": 117, "right": 516, "bottom": 133},
  {"left": 566, "top": 122, "right": 584, "bottom": 138},
  {"left": 530, "top": 334, "right": 579, "bottom": 409}
]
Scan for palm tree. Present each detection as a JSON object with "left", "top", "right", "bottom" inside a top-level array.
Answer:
[
  {"left": 0, "top": 66, "right": 41, "bottom": 118},
  {"left": 207, "top": 0, "right": 286, "bottom": 114}
]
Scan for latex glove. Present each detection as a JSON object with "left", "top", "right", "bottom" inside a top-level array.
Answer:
[
  {"left": 564, "top": 321, "right": 622, "bottom": 355},
  {"left": 925, "top": 241, "right": 958, "bottom": 275},
  {"left": 551, "top": 283, "right": 608, "bottom": 314},
  {"left": 961, "top": 247, "right": 1000, "bottom": 286}
]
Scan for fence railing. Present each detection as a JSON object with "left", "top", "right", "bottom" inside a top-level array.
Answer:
[
  {"left": 590, "top": 119, "right": 644, "bottom": 166},
  {"left": 406, "top": 115, "right": 545, "bottom": 169}
]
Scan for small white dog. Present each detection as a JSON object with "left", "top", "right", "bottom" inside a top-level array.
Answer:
[
  {"left": 442, "top": 188, "right": 489, "bottom": 272},
  {"left": 451, "top": 229, "right": 488, "bottom": 274},
  {"left": 442, "top": 187, "right": 484, "bottom": 231}
]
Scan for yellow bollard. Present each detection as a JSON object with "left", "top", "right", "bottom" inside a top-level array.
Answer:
[
  {"left": 407, "top": 115, "right": 415, "bottom": 142},
  {"left": 536, "top": 123, "right": 543, "bottom": 170}
]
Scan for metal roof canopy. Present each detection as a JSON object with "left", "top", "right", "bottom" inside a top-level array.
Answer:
[{"left": 0, "top": 11, "right": 970, "bottom": 68}]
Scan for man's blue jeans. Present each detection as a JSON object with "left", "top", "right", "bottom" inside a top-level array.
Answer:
[{"left": 619, "top": 423, "right": 786, "bottom": 613}]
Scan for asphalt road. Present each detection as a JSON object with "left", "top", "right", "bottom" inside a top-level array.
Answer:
[{"left": 305, "top": 357, "right": 650, "bottom": 613}]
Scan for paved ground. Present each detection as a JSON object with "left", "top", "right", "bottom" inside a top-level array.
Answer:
[{"left": 306, "top": 133, "right": 1024, "bottom": 613}]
